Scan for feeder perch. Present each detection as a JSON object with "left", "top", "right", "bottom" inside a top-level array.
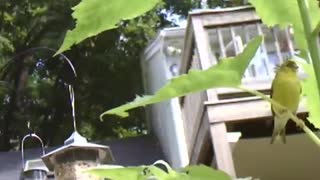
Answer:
[{"left": 20, "top": 133, "right": 48, "bottom": 180}]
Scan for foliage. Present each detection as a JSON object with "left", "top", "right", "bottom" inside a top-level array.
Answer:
[
  {"left": 0, "top": 0, "right": 163, "bottom": 150},
  {"left": 0, "top": 0, "right": 79, "bottom": 150},
  {"left": 56, "top": 0, "right": 159, "bottom": 54},
  {"left": 85, "top": 161, "right": 231, "bottom": 180},
  {"left": 100, "top": 36, "right": 262, "bottom": 118},
  {"left": 0, "top": 0, "right": 235, "bottom": 150},
  {"left": 298, "top": 61, "right": 320, "bottom": 128}
]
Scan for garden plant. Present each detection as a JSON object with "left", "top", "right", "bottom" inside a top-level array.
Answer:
[{"left": 56, "top": 0, "right": 320, "bottom": 179}]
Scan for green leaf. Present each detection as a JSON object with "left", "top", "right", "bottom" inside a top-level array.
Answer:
[
  {"left": 296, "top": 61, "right": 320, "bottom": 128},
  {"left": 85, "top": 162, "right": 231, "bottom": 180},
  {"left": 151, "top": 160, "right": 186, "bottom": 179},
  {"left": 137, "top": 166, "right": 170, "bottom": 180},
  {"left": 0, "top": 35, "right": 14, "bottom": 52},
  {"left": 249, "top": 0, "right": 320, "bottom": 51},
  {"left": 55, "top": 0, "right": 159, "bottom": 55},
  {"left": 85, "top": 166, "right": 143, "bottom": 180},
  {"left": 100, "top": 36, "right": 263, "bottom": 119},
  {"left": 312, "top": 21, "right": 320, "bottom": 37},
  {"left": 181, "top": 165, "right": 231, "bottom": 180},
  {"left": 85, "top": 165, "right": 173, "bottom": 180}
]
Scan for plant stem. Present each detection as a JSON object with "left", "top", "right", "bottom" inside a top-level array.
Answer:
[
  {"left": 297, "top": 0, "right": 320, "bottom": 98},
  {"left": 238, "top": 86, "right": 320, "bottom": 147}
]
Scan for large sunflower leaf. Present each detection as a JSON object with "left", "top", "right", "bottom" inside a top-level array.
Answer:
[
  {"left": 297, "top": 60, "right": 320, "bottom": 128},
  {"left": 85, "top": 162, "right": 231, "bottom": 180},
  {"left": 85, "top": 166, "right": 143, "bottom": 180},
  {"left": 180, "top": 165, "right": 231, "bottom": 180},
  {"left": 100, "top": 36, "right": 262, "bottom": 119},
  {"left": 56, "top": 0, "right": 159, "bottom": 55}
]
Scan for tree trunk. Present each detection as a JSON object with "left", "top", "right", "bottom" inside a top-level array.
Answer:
[{"left": 0, "top": 54, "right": 32, "bottom": 151}]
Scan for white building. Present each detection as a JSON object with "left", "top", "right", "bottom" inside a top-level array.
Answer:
[{"left": 141, "top": 27, "right": 188, "bottom": 168}]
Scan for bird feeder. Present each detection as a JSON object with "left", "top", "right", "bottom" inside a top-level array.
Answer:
[
  {"left": 41, "top": 86, "right": 114, "bottom": 179},
  {"left": 41, "top": 131, "right": 114, "bottom": 180},
  {"left": 20, "top": 133, "right": 48, "bottom": 180}
]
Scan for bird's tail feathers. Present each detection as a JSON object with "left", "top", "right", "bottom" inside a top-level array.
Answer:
[
  {"left": 270, "top": 115, "right": 288, "bottom": 144},
  {"left": 270, "top": 127, "right": 286, "bottom": 144}
]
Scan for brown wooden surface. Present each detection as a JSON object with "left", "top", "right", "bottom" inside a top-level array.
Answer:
[
  {"left": 182, "top": 91, "right": 207, "bottom": 155},
  {"left": 189, "top": 110, "right": 210, "bottom": 164},
  {"left": 207, "top": 98, "right": 307, "bottom": 124},
  {"left": 192, "top": 16, "right": 216, "bottom": 69},
  {"left": 191, "top": 16, "right": 219, "bottom": 102},
  {"left": 210, "top": 123, "right": 236, "bottom": 178},
  {"left": 179, "top": 18, "right": 194, "bottom": 75},
  {"left": 201, "top": 9, "right": 260, "bottom": 28}
]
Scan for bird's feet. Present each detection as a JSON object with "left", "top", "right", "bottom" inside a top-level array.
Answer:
[{"left": 296, "top": 120, "right": 305, "bottom": 129}]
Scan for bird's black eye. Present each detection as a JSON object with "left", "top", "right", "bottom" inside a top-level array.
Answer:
[{"left": 286, "top": 61, "right": 298, "bottom": 70}]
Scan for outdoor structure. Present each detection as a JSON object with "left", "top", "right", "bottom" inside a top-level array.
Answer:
[
  {"left": 142, "top": 6, "right": 320, "bottom": 180},
  {"left": 141, "top": 27, "right": 189, "bottom": 169},
  {"left": 41, "top": 131, "right": 114, "bottom": 180},
  {"left": 179, "top": 6, "right": 291, "bottom": 177}
]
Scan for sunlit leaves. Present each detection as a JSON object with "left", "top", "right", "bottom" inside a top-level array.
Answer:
[
  {"left": 56, "top": 0, "right": 159, "bottom": 55},
  {"left": 85, "top": 166, "right": 145, "bottom": 180},
  {"left": 85, "top": 161, "right": 231, "bottom": 180},
  {"left": 100, "top": 36, "right": 262, "bottom": 119},
  {"left": 0, "top": 35, "right": 14, "bottom": 53},
  {"left": 182, "top": 165, "right": 231, "bottom": 180},
  {"left": 312, "top": 21, "right": 320, "bottom": 37},
  {"left": 297, "top": 61, "right": 320, "bottom": 128}
]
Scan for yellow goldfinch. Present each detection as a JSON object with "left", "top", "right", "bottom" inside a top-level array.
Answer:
[{"left": 270, "top": 60, "right": 301, "bottom": 143}]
